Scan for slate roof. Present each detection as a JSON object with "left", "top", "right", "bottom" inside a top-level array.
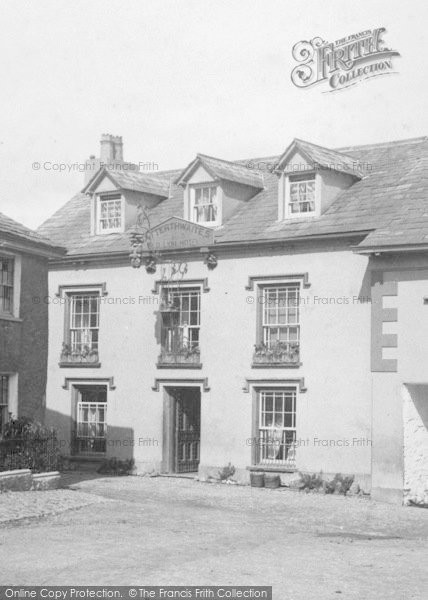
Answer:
[
  {"left": 276, "top": 138, "right": 365, "bottom": 177},
  {"left": 38, "top": 136, "right": 428, "bottom": 257},
  {"left": 84, "top": 168, "right": 172, "bottom": 197},
  {"left": 0, "top": 210, "right": 63, "bottom": 253},
  {"left": 176, "top": 153, "right": 264, "bottom": 189},
  {"left": 354, "top": 149, "right": 428, "bottom": 251}
]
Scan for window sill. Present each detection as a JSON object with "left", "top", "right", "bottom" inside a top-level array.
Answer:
[
  {"left": 251, "top": 362, "right": 302, "bottom": 369},
  {"left": 156, "top": 363, "right": 203, "bottom": 370},
  {"left": 67, "top": 453, "right": 106, "bottom": 460},
  {"left": 59, "top": 362, "right": 101, "bottom": 369},
  {"left": 247, "top": 465, "right": 297, "bottom": 473},
  {"left": 0, "top": 314, "right": 22, "bottom": 323}
]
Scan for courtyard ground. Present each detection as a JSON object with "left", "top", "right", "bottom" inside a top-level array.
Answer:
[{"left": 0, "top": 474, "right": 427, "bottom": 599}]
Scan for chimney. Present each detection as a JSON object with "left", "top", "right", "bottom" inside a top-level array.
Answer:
[
  {"left": 100, "top": 133, "right": 123, "bottom": 163},
  {"left": 84, "top": 133, "right": 138, "bottom": 186},
  {"left": 111, "top": 135, "right": 123, "bottom": 161}
]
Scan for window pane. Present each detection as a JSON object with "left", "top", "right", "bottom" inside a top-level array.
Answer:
[
  {"left": 259, "top": 389, "right": 297, "bottom": 466},
  {"left": 288, "top": 179, "right": 316, "bottom": 215},
  {"left": 0, "top": 256, "right": 14, "bottom": 314},
  {"left": 69, "top": 294, "right": 100, "bottom": 353},
  {"left": 99, "top": 197, "right": 122, "bottom": 231},
  {"left": 192, "top": 186, "right": 218, "bottom": 223}
]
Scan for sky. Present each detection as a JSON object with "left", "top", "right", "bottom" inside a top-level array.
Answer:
[{"left": 0, "top": 0, "right": 427, "bottom": 229}]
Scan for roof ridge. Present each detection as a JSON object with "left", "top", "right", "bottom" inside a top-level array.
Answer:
[
  {"left": 294, "top": 137, "right": 356, "bottom": 159},
  {"left": 337, "top": 136, "right": 428, "bottom": 152},
  {"left": 108, "top": 166, "right": 181, "bottom": 179},
  {"left": 196, "top": 152, "right": 249, "bottom": 167}
]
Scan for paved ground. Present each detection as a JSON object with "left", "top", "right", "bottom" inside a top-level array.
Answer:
[{"left": 0, "top": 474, "right": 427, "bottom": 599}]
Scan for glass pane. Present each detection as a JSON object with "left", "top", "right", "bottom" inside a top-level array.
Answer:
[
  {"left": 284, "top": 413, "right": 293, "bottom": 427},
  {"left": 274, "top": 413, "right": 283, "bottom": 427},
  {"left": 264, "top": 413, "right": 273, "bottom": 427},
  {"left": 264, "top": 394, "right": 273, "bottom": 412},
  {"left": 284, "top": 395, "right": 294, "bottom": 413}
]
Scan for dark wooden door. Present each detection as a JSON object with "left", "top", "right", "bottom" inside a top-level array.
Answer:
[{"left": 174, "top": 389, "right": 200, "bottom": 473}]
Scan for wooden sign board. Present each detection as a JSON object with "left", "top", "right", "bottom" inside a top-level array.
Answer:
[{"left": 145, "top": 217, "right": 214, "bottom": 251}]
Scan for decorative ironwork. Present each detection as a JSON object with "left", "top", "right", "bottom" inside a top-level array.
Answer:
[
  {"left": 204, "top": 252, "right": 218, "bottom": 270},
  {"left": 129, "top": 204, "right": 216, "bottom": 273},
  {"left": 253, "top": 341, "right": 300, "bottom": 366},
  {"left": 0, "top": 434, "right": 61, "bottom": 472},
  {"left": 174, "top": 390, "right": 200, "bottom": 473},
  {"left": 129, "top": 205, "right": 154, "bottom": 271}
]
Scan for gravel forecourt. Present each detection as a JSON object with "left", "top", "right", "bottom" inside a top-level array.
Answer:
[{"left": 0, "top": 474, "right": 427, "bottom": 599}]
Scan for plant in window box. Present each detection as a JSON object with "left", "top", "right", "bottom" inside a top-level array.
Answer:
[
  {"left": 182, "top": 344, "right": 200, "bottom": 361},
  {"left": 60, "top": 343, "right": 98, "bottom": 363},
  {"left": 159, "top": 343, "right": 200, "bottom": 364},
  {"left": 253, "top": 341, "right": 300, "bottom": 364},
  {"left": 81, "top": 345, "right": 99, "bottom": 363},
  {"left": 71, "top": 348, "right": 82, "bottom": 362},
  {"left": 60, "top": 343, "right": 72, "bottom": 363},
  {"left": 88, "top": 348, "right": 99, "bottom": 362}
]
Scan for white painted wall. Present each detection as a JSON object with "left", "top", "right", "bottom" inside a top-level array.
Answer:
[{"left": 46, "top": 244, "right": 372, "bottom": 482}]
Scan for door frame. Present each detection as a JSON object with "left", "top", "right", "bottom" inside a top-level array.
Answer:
[{"left": 162, "top": 385, "right": 201, "bottom": 473}]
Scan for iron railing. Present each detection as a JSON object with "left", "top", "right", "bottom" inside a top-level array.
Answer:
[{"left": 0, "top": 434, "right": 61, "bottom": 473}]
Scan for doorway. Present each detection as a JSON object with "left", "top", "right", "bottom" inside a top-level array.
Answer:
[{"left": 163, "top": 387, "right": 201, "bottom": 474}]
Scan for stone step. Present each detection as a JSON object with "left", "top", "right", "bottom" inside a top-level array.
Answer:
[{"left": 63, "top": 456, "right": 104, "bottom": 472}]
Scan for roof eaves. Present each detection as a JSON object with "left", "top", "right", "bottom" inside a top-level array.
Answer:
[
  {"left": 81, "top": 168, "right": 119, "bottom": 194},
  {"left": 353, "top": 242, "right": 428, "bottom": 255}
]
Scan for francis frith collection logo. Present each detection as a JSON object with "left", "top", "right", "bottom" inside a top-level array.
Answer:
[{"left": 291, "top": 28, "right": 400, "bottom": 92}]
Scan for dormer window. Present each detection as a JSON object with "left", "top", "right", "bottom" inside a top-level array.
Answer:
[
  {"left": 96, "top": 194, "right": 123, "bottom": 234},
  {"left": 289, "top": 174, "right": 316, "bottom": 215},
  {"left": 190, "top": 185, "right": 219, "bottom": 226},
  {"left": 278, "top": 172, "right": 319, "bottom": 221}
]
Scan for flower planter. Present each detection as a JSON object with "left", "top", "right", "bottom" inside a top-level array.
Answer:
[
  {"left": 158, "top": 351, "right": 201, "bottom": 365},
  {"left": 265, "top": 473, "right": 281, "bottom": 489},
  {"left": 250, "top": 472, "right": 265, "bottom": 488},
  {"left": 60, "top": 344, "right": 99, "bottom": 364}
]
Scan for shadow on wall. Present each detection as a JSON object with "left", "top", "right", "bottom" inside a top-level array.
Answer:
[
  {"left": 403, "top": 385, "right": 428, "bottom": 506},
  {"left": 45, "top": 407, "right": 135, "bottom": 483},
  {"left": 357, "top": 265, "right": 372, "bottom": 300}
]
